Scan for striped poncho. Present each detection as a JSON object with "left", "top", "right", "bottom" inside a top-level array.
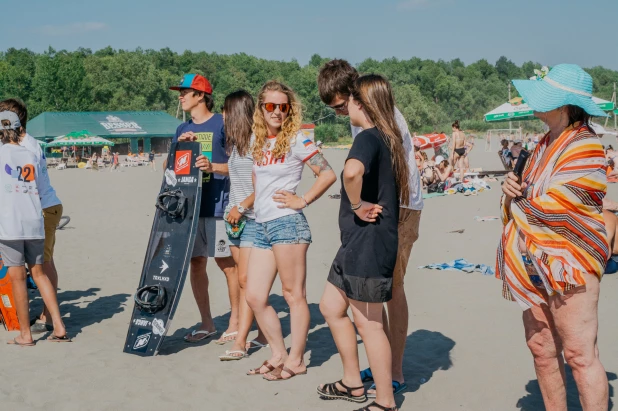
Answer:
[{"left": 496, "top": 124, "right": 608, "bottom": 309}]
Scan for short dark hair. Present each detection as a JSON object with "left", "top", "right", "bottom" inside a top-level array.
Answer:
[
  {"left": 566, "top": 105, "right": 592, "bottom": 131},
  {"left": 0, "top": 98, "right": 27, "bottom": 131},
  {"left": 192, "top": 90, "right": 214, "bottom": 111},
  {"left": 317, "top": 59, "right": 359, "bottom": 105}
]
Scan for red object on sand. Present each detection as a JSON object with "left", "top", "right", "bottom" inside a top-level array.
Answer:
[
  {"left": 0, "top": 255, "right": 19, "bottom": 331},
  {"left": 413, "top": 133, "right": 448, "bottom": 150}
]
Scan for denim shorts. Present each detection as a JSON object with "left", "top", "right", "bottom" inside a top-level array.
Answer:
[
  {"left": 253, "top": 213, "right": 312, "bottom": 250},
  {"left": 228, "top": 218, "right": 257, "bottom": 248}
]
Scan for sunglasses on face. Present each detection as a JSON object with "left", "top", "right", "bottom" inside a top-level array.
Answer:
[
  {"left": 262, "top": 103, "right": 291, "bottom": 114},
  {"left": 328, "top": 100, "right": 348, "bottom": 112}
]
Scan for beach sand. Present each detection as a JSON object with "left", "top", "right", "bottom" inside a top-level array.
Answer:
[{"left": 1, "top": 139, "right": 617, "bottom": 411}]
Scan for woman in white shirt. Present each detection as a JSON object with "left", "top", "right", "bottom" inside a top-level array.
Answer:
[
  {"left": 0, "top": 110, "right": 69, "bottom": 345},
  {"left": 218, "top": 90, "right": 268, "bottom": 360},
  {"left": 245, "top": 81, "right": 336, "bottom": 380}
]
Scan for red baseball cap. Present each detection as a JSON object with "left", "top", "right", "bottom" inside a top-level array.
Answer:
[{"left": 170, "top": 74, "right": 213, "bottom": 94}]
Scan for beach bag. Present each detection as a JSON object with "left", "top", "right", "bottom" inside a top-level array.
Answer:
[{"left": 223, "top": 205, "right": 247, "bottom": 239}]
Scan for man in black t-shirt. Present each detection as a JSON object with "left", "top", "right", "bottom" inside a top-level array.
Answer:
[{"left": 318, "top": 60, "right": 422, "bottom": 397}]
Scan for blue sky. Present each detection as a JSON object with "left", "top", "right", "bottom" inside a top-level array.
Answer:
[{"left": 2, "top": 0, "right": 616, "bottom": 70}]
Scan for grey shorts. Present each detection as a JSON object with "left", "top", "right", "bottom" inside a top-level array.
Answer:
[
  {"left": 192, "top": 217, "right": 232, "bottom": 259},
  {"left": 0, "top": 239, "right": 45, "bottom": 266}
]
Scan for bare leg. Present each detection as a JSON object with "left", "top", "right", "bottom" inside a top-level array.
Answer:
[
  {"left": 245, "top": 247, "right": 284, "bottom": 374},
  {"left": 30, "top": 264, "right": 66, "bottom": 337},
  {"left": 350, "top": 299, "right": 396, "bottom": 409},
  {"left": 215, "top": 256, "right": 239, "bottom": 340},
  {"left": 40, "top": 258, "right": 58, "bottom": 322},
  {"left": 550, "top": 274, "right": 608, "bottom": 410},
  {"left": 523, "top": 303, "right": 567, "bottom": 410},
  {"left": 268, "top": 243, "right": 310, "bottom": 379},
  {"left": 186, "top": 256, "right": 216, "bottom": 338},
  {"left": 318, "top": 282, "right": 364, "bottom": 397},
  {"left": 7, "top": 266, "right": 33, "bottom": 344},
  {"left": 226, "top": 246, "right": 267, "bottom": 357}
]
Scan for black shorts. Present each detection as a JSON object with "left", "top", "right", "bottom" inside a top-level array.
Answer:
[{"left": 454, "top": 148, "right": 466, "bottom": 156}]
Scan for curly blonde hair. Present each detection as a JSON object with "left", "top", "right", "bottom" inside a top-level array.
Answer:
[{"left": 252, "top": 81, "right": 302, "bottom": 162}]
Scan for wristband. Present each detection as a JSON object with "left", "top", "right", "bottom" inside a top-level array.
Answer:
[
  {"left": 301, "top": 195, "right": 309, "bottom": 208},
  {"left": 351, "top": 200, "right": 362, "bottom": 211}
]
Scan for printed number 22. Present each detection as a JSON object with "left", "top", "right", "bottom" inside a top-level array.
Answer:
[{"left": 16, "top": 165, "right": 34, "bottom": 182}]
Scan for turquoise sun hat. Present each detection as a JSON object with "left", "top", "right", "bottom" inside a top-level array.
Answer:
[{"left": 512, "top": 64, "right": 608, "bottom": 118}]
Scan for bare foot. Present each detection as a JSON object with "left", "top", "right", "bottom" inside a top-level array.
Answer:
[
  {"left": 247, "top": 354, "right": 284, "bottom": 376},
  {"left": 8, "top": 335, "right": 35, "bottom": 346},
  {"left": 215, "top": 330, "right": 238, "bottom": 345}
]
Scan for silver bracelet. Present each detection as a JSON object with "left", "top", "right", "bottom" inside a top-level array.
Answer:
[
  {"left": 350, "top": 200, "right": 362, "bottom": 211},
  {"left": 301, "top": 195, "right": 309, "bottom": 208}
]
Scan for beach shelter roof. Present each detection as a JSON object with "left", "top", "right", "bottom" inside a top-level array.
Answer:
[
  {"left": 28, "top": 111, "right": 182, "bottom": 140},
  {"left": 484, "top": 97, "right": 615, "bottom": 122},
  {"left": 47, "top": 131, "right": 115, "bottom": 147}
]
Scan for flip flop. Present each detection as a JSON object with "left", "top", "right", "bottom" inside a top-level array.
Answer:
[
  {"left": 219, "top": 350, "right": 249, "bottom": 361},
  {"left": 47, "top": 335, "right": 72, "bottom": 343},
  {"left": 367, "top": 381, "right": 407, "bottom": 398},
  {"left": 263, "top": 365, "right": 307, "bottom": 382},
  {"left": 246, "top": 340, "right": 269, "bottom": 350},
  {"left": 183, "top": 329, "right": 217, "bottom": 343},
  {"left": 7, "top": 338, "right": 35, "bottom": 347},
  {"left": 215, "top": 331, "right": 238, "bottom": 345}
]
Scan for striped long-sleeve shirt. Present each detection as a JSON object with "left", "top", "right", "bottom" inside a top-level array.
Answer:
[{"left": 496, "top": 123, "right": 609, "bottom": 309}]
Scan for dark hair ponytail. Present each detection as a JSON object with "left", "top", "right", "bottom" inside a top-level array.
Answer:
[{"left": 452, "top": 120, "right": 460, "bottom": 130}]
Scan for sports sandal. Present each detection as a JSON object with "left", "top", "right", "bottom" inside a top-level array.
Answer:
[
  {"left": 215, "top": 331, "right": 238, "bottom": 345},
  {"left": 246, "top": 360, "right": 276, "bottom": 376},
  {"left": 354, "top": 401, "right": 398, "bottom": 411},
  {"left": 263, "top": 365, "right": 307, "bottom": 382},
  {"left": 317, "top": 380, "right": 367, "bottom": 403}
]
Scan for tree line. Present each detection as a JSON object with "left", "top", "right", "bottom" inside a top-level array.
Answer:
[{"left": 1, "top": 47, "right": 616, "bottom": 141}]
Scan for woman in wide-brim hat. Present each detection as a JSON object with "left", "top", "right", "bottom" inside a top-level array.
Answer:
[{"left": 499, "top": 64, "right": 610, "bottom": 410}]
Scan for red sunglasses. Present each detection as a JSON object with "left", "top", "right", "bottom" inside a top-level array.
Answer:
[{"left": 262, "top": 103, "right": 291, "bottom": 114}]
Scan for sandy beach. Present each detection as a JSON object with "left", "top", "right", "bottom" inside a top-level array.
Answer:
[{"left": 1, "top": 138, "right": 617, "bottom": 411}]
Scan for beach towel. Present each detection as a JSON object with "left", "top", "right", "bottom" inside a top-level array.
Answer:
[
  {"left": 419, "top": 258, "right": 495, "bottom": 276},
  {"left": 497, "top": 125, "right": 608, "bottom": 309},
  {"left": 422, "top": 192, "right": 446, "bottom": 199}
]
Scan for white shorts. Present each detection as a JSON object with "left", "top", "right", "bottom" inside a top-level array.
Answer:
[{"left": 191, "top": 217, "right": 231, "bottom": 259}]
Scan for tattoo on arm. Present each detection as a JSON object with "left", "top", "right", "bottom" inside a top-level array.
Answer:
[{"left": 308, "top": 153, "right": 332, "bottom": 173}]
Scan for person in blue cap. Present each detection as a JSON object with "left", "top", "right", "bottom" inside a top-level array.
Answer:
[
  {"left": 499, "top": 64, "right": 610, "bottom": 410},
  {"left": 170, "top": 74, "right": 239, "bottom": 345}
]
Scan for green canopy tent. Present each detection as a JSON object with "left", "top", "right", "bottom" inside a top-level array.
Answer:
[{"left": 28, "top": 111, "right": 181, "bottom": 153}]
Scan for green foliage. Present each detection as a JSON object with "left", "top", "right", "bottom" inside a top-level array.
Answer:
[{"left": 0, "top": 48, "right": 615, "bottom": 137}]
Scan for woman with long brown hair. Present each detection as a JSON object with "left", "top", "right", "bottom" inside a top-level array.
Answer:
[
  {"left": 245, "top": 81, "right": 336, "bottom": 380},
  {"left": 317, "top": 74, "right": 407, "bottom": 411},
  {"left": 217, "top": 90, "right": 268, "bottom": 359}
]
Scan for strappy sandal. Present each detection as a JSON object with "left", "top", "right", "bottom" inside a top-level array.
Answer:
[
  {"left": 316, "top": 380, "right": 367, "bottom": 403},
  {"left": 354, "top": 401, "right": 398, "bottom": 411},
  {"left": 246, "top": 361, "right": 276, "bottom": 376}
]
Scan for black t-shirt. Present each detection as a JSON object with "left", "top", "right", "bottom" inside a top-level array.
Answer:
[{"left": 337, "top": 127, "right": 399, "bottom": 277}]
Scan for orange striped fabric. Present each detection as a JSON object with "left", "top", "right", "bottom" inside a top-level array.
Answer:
[{"left": 496, "top": 123, "right": 608, "bottom": 309}]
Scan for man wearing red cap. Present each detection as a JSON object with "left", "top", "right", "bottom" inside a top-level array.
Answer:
[{"left": 170, "top": 74, "right": 239, "bottom": 343}]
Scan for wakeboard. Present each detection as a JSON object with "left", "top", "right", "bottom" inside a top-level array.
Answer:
[{"left": 123, "top": 142, "right": 202, "bottom": 356}]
